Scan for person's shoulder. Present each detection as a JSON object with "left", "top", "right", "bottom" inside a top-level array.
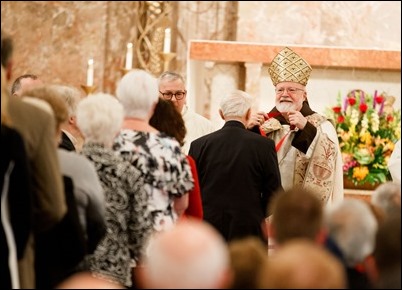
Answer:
[
  {"left": 1, "top": 124, "right": 25, "bottom": 148},
  {"left": 59, "top": 148, "right": 87, "bottom": 163},
  {"left": 189, "top": 130, "right": 214, "bottom": 145},
  {"left": 246, "top": 130, "right": 276, "bottom": 145}
]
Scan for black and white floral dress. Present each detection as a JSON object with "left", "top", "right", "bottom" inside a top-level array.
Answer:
[
  {"left": 113, "top": 130, "right": 194, "bottom": 232},
  {"left": 81, "top": 142, "right": 153, "bottom": 287}
]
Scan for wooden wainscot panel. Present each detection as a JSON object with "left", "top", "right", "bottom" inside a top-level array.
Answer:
[{"left": 189, "top": 40, "right": 401, "bottom": 71}]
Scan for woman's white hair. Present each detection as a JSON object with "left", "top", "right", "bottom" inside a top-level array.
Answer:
[
  {"left": 76, "top": 93, "right": 124, "bottom": 146},
  {"left": 115, "top": 69, "right": 159, "bottom": 119}
]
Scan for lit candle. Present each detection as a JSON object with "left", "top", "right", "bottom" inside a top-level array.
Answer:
[
  {"left": 86, "top": 58, "right": 94, "bottom": 87},
  {"left": 163, "top": 28, "right": 171, "bottom": 54},
  {"left": 125, "top": 42, "right": 133, "bottom": 70}
]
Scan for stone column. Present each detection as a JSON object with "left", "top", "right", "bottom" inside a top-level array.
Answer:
[{"left": 244, "top": 62, "right": 263, "bottom": 112}]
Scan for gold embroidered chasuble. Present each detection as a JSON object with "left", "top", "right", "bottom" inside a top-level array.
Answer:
[{"left": 261, "top": 113, "right": 342, "bottom": 205}]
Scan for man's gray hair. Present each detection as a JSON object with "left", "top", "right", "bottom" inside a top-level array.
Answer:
[
  {"left": 158, "top": 71, "right": 186, "bottom": 87},
  {"left": 324, "top": 198, "right": 378, "bottom": 267},
  {"left": 371, "top": 181, "right": 401, "bottom": 216},
  {"left": 219, "top": 90, "right": 253, "bottom": 118}
]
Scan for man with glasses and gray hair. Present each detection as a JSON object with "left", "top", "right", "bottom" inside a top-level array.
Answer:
[
  {"left": 158, "top": 71, "right": 216, "bottom": 154},
  {"left": 248, "top": 47, "right": 343, "bottom": 206}
]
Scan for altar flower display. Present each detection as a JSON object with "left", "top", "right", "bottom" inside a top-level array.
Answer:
[{"left": 326, "top": 89, "right": 401, "bottom": 185}]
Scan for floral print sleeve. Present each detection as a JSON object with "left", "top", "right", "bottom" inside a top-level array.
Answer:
[{"left": 113, "top": 130, "right": 194, "bottom": 232}]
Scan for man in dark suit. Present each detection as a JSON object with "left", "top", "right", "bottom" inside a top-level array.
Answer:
[
  {"left": 60, "top": 131, "right": 76, "bottom": 151},
  {"left": 53, "top": 85, "right": 85, "bottom": 152},
  {"left": 189, "top": 90, "right": 282, "bottom": 243}
]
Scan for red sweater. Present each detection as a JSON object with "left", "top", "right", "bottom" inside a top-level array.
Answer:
[{"left": 184, "top": 155, "right": 203, "bottom": 219}]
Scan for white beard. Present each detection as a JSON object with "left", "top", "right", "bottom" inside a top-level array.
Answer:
[{"left": 276, "top": 102, "right": 296, "bottom": 113}]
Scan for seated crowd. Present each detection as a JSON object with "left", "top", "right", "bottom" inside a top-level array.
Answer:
[{"left": 1, "top": 30, "right": 401, "bottom": 289}]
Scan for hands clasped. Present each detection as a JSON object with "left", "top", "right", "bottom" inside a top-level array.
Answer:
[
  {"left": 247, "top": 110, "right": 307, "bottom": 130},
  {"left": 285, "top": 110, "right": 307, "bottom": 130}
]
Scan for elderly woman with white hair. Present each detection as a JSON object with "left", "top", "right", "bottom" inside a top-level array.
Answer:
[
  {"left": 113, "top": 69, "right": 194, "bottom": 233},
  {"left": 76, "top": 93, "right": 153, "bottom": 288}
]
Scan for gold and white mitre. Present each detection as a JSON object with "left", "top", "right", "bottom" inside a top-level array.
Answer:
[{"left": 268, "top": 47, "right": 312, "bottom": 86}]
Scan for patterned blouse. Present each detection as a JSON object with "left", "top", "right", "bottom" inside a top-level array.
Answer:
[
  {"left": 81, "top": 142, "right": 153, "bottom": 287},
  {"left": 113, "top": 130, "right": 194, "bottom": 232}
]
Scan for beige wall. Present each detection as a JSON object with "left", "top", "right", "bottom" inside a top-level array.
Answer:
[
  {"left": 187, "top": 1, "right": 401, "bottom": 125},
  {"left": 237, "top": 1, "right": 401, "bottom": 50}
]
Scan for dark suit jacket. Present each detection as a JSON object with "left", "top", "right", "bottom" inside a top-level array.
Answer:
[
  {"left": 189, "top": 120, "right": 282, "bottom": 242},
  {"left": 59, "top": 131, "right": 75, "bottom": 151},
  {"left": 1, "top": 125, "right": 33, "bottom": 289},
  {"left": 35, "top": 176, "right": 87, "bottom": 288},
  {"left": 9, "top": 96, "right": 66, "bottom": 288}
]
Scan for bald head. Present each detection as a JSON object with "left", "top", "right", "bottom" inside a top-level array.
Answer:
[
  {"left": 142, "top": 219, "right": 232, "bottom": 289},
  {"left": 56, "top": 271, "right": 125, "bottom": 289},
  {"left": 11, "top": 74, "right": 43, "bottom": 97}
]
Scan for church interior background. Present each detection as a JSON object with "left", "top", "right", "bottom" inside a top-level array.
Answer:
[{"left": 1, "top": 1, "right": 401, "bottom": 196}]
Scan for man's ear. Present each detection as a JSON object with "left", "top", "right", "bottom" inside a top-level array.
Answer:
[
  {"left": 245, "top": 108, "right": 251, "bottom": 121},
  {"left": 219, "top": 109, "right": 225, "bottom": 120},
  {"left": 6, "top": 61, "right": 13, "bottom": 81},
  {"left": 68, "top": 116, "right": 76, "bottom": 125}
]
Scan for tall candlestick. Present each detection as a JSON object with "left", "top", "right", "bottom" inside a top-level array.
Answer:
[
  {"left": 163, "top": 28, "right": 171, "bottom": 53},
  {"left": 125, "top": 42, "right": 133, "bottom": 70},
  {"left": 86, "top": 58, "right": 94, "bottom": 87}
]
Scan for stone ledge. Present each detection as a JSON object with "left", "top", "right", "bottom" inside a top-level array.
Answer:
[
  {"left": 344, "top": 188, "right": 372, "bottom": 202},
  {"left": 189, "top": 40, "right": 401, "bottom": 71}
]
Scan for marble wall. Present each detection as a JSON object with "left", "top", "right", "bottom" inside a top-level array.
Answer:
[
  {"left": 1, "top": 1, "right": 235, "bottom": 95},
  {"left": 1, "top": 1, "right": 139, "bottom": 94}
]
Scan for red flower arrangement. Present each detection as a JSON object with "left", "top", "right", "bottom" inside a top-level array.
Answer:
[{"left": 326, "top": 89, "right": 401, "bottom": 185}]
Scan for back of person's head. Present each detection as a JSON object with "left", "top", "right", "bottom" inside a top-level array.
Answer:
[
  {"left": 115, "top": 69, "right": 158, "bottom": 119},
  {"left": 269, "top": 187, "right": 324, "bottom": 245},
  {"left": 258, "top": 239, "right": 346, "bottom": 289},
  {"left": 149, "top": 98, "right": 186, "bottom": 146},
  {"left": 373, "top": 213, "right": 401, "bottom": 284},
  {"left": 56, "top": 271, "right": 125, "bottom": 289},
  {"left": 142, "top": 218, "right": 232, "bottom": 289},
  {"left": 158, "top": 71, "right": 186, "bottom": 87},
  {"left": 50, "top": 84, "right": 83, "bottom": 118},
  {"left": 219, "top": 90, "right": 253, "bottom": 118},
  {"left": 22, "top": 85, "right": 68, "bottom": 129},
  {"left": 1, "top": 66, "right": 11, "bottom": 125},
  {"left": 324, "top": 198, "right": 378, "bottom": 267},
  {"left": 371, "top": 181, "right": 401, "bottom": 217},
  {"left": 76, "top": 93, "right": 124, "bottom": 147},
  {"left": 1, "top": 29, "right": 13, "bottom": 69},
  {"left": 228, "top": 236, "right": 268, "bottom": 289},
  {"left": 11, "top": 73, "right": 43, "bottom": 97},
  {"left": 1, "top": 30, "right": 14, "bottom": 82}
]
